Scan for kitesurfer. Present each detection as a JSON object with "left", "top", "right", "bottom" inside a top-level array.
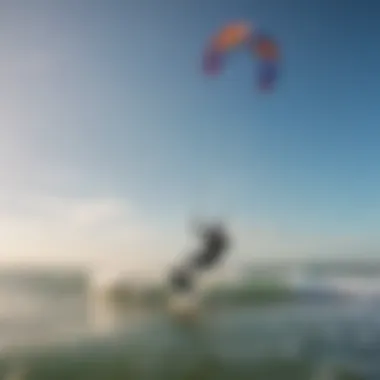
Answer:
[{"left": 168, "top": 221, "right": 230, "bottom": 292}]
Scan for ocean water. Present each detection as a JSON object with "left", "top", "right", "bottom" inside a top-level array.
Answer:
[
  {"left": 0, "top": 269, "right": 88, "bottom": 343},
  {"left": 0, "top": 269, "right": 378, "bottom": 379}
]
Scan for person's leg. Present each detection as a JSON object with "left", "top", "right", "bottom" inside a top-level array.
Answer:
[
  {"left": 192, "top": 247, "right": 222, "bottom": 271},
  {"left": 169, "top": 264, "right": 194, "bottom": 292}
]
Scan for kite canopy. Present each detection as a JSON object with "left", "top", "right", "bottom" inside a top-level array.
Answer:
[
  {"left": 251, "top": 32, "right": 280, "bottom": 91},
  {"left": 203, "top": 21, "right": 252, "bottom": 75},
  {"left": 202, "top": 21, "right": 280, "bottom": 91}
]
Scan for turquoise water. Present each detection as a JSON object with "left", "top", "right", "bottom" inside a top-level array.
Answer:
[
  {"left": 0, "top": 268, "right": 377, "bottom": 379},
  {"left": 1, "top": 303, "right": 375, "bottom": 379}
]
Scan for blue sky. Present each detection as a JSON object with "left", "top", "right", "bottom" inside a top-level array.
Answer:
[{"left": 0, "top": 0, "right": 379, "bottom": 272}]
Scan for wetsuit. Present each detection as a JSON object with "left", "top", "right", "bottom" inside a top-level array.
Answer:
[
  {"left": 169, "top": 266, "right": 193, "bottom": 292},
  {"left": 191, "top": 225, "right": 229, "bottom": 270},
  {"left": 169, "top": 224, "right": 229, "bottom": 293}
]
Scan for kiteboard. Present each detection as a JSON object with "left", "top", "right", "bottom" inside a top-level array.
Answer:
[{"left": 167, "top": 291, "right": 201, "bottom": 324}]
